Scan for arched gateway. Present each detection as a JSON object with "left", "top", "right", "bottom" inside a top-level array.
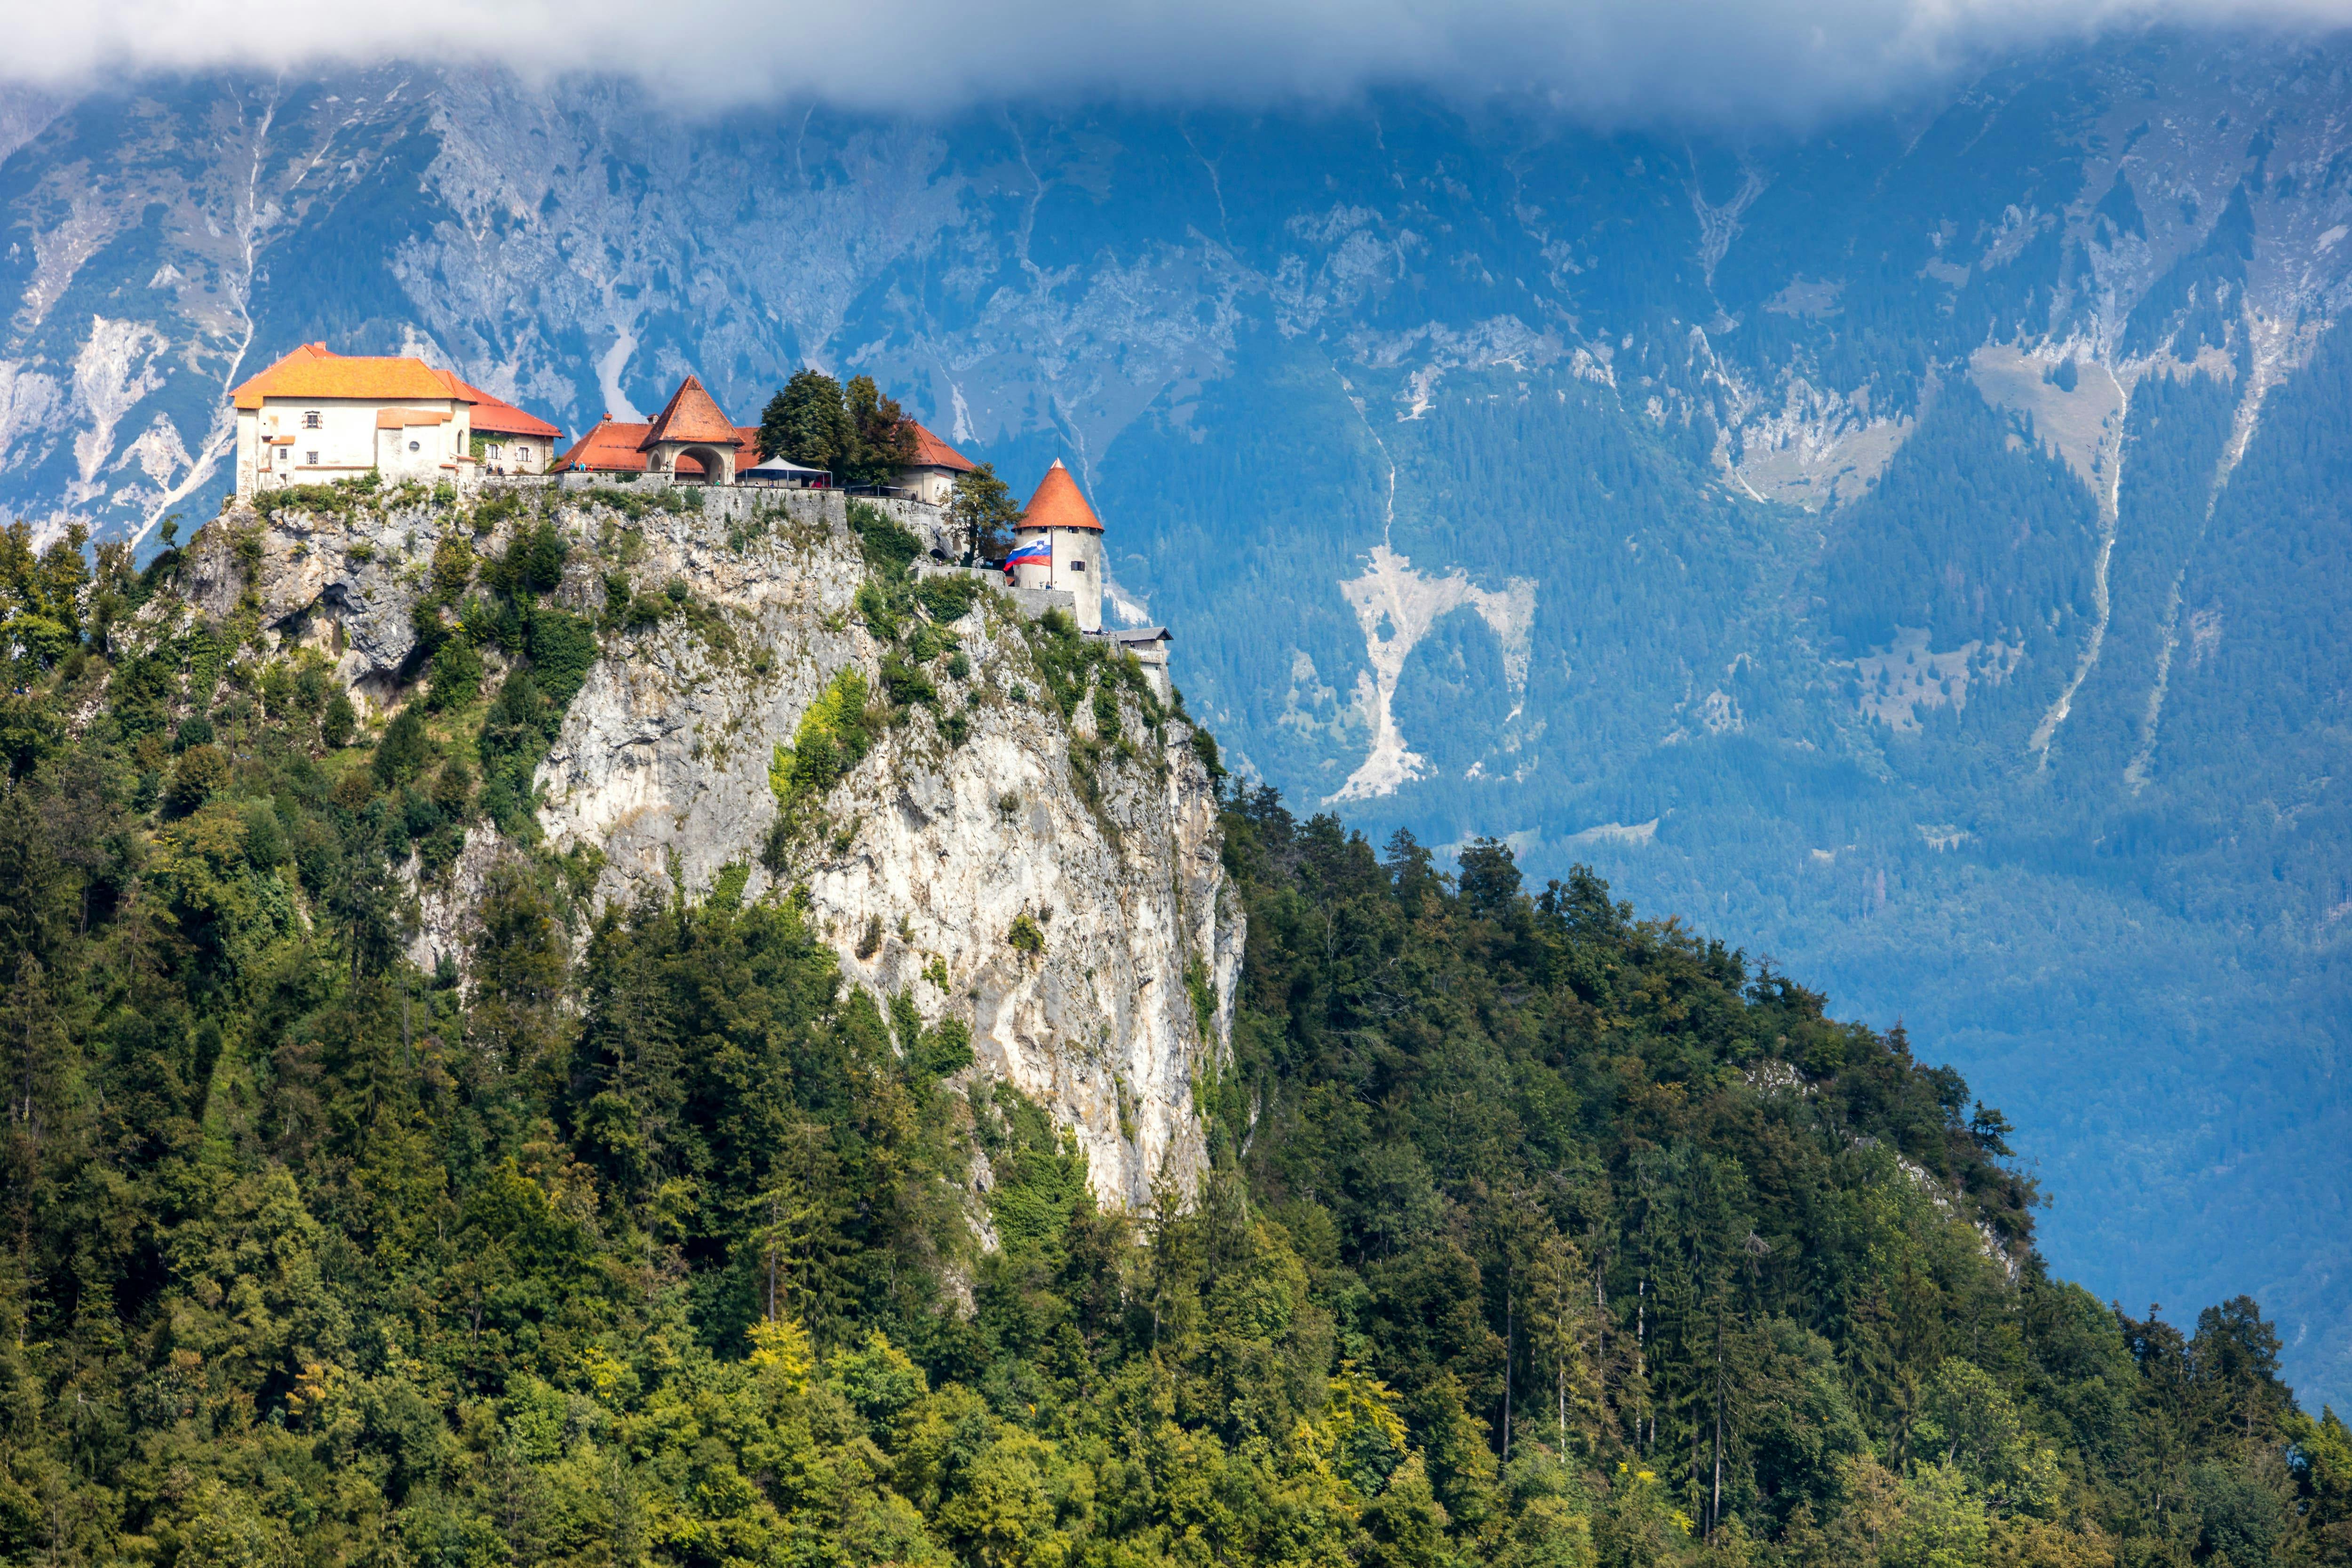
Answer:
[{"left": 637, "top": 375, "right": 740, "bottom": 483}]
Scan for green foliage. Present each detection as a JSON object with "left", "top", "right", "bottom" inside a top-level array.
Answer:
[
  {"left": 576, "top": 485, "right": 689, "bottom": 521},
  {"left": 448, "top": 516, "right": 604, "bottom": 839},
  {"left": 0, "top": 520, "right": 92, "bottom": 684},
  {"left": 489, "top": 517, "right": 570, "bottom": 599},
  {"left": 843, "top": 374, "right": 919, "bottom": 488},
  {"left": 842, "top": 503, "right": 987, "bottom": 751},
  {"left": 917, "top": 1015, "right": 973, "bottom": 1078},
  {"left": 164, "top": 740, "right": 229, "bottom": 813},
  {"left": 770, "top": 669, "right": 878, "bottom": 815},
  {"left": 1007, "top": 910, "right": 1044, "bottom": 958},
  {"left": 972, "top": 1080, "right": 1091, "bottom": 1254},
  {"left": 320, "top": 688, "right": 356, "bottom": 748},
  {"left": 477, "top": 670, "right": 553, "bottom": 834},
  {"left": 427, "top": 634, "right": 482, "bottom": 710},
  {"left": 759, "top": 374, "right": 919, "bottom": 485},
  {"left": 850, "top": 499, "right": 923, "bottom": 577},
  {"left": 526, "top": 607, "right": 598, "bottom": 708},
  {"left": 373, "top": 705, "right": 432, "bottom": 788},
  {"left": 948, "top": 462, "right": 1026, "bottom": 561},
  {"left": 471, "top": 486, "right": 530, "bottom": 532},
  {"left": 882, "top": 653, "right": 937, "bottom": 709},
  {"left": 1183, "top": 953, "right": 1216, "bottom": 1039},
  {"left": 915, "top": 572, "right": 986, "bottom": 623},
  {"left": 248, "top": 474, "right": 384, "bottom": 522},
  {"left": 765, "top": 368, "right": 854, "bottom": 471},
  {"left": 428, "top": 529, "right": 477, "bottom": 603},
  {"left": 0, "top": 583, "right": 2316, "bottom": 1568},
  {"left": 1190, "top": 725, "right": 1225, "bottom": 779},
  {"left": 1020, "top": 607, "right": 1112, "bottom": 721}
]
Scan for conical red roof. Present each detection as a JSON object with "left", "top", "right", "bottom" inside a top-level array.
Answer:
[
  {"left": 638, "top": 374, "right": 739, "bottom": 449},
  {"left": 1021, "top": 459, "right": 1102, "bottom": 533}
]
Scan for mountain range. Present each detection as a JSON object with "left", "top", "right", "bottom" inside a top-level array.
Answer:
[{"left": 4, "top": 29, "right": 2351, "bottom": 1402}]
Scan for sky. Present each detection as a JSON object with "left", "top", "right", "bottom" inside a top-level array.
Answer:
[{"left": 2, "top": 0, "right": 2348, "bottom": 125}]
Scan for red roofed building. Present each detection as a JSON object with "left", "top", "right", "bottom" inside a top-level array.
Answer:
[
  {"left": 555, "top": 414, "right": 760, "bottom": 481},
  {"left": 451, "top": 379, "right": 564, "bottom": 475},
  {"left": 898, "top": 420, "right": 976, "bottom": 505},
  {"left": 231, "top": 342, "right": 477, "bottom": 495},
  {"left": 1007, "top": 460, "right": 1105, "bottom": 631},
  {"left": 639, "top": 375, "right": 743, "bottom": 484},
  {"left": 229, "top": 343, "right": 569, "bottom": 494}
]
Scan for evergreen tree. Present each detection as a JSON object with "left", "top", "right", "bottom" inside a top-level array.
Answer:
[
  {"left": 948, "top": 462, "right": 1026, "bottom": 561},
  {"left": 842, "top": 374, "right": 918, "bottom": 488}
]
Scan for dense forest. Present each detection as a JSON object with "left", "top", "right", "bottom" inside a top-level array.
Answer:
[{"left": 2, "top": 516, "right": 2349, "bottom": 1568}]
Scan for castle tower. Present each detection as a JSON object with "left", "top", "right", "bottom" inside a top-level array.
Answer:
[
  {"left": 637, "top": 374, "right": 739, "bottom": 484},
  {"left": 1009, "top": 459, "right": 1104, "bottom": 631}
]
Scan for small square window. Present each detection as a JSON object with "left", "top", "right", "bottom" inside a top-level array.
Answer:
[
  {"left": 306, "top": 451, "right": 318, "bottom": 466},
  {"left": 302, "top": 411, "right": 320, "bottom": 429},
  {"left": 1071, "top": 559, "right": 1086, "bottom": 572}
]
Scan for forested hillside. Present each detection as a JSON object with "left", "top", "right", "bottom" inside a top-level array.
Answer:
[
  {"left": 2, "top": 527, "right": 2344, "bottom": 1568},
  {"left": 6, "top": 34, "right": 2352, "bottom": 1401}
]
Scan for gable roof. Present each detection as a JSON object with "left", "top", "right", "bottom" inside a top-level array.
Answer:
[
  {"left": 904, "top": 421, "right": 976, "bottom": 473},
  {"left": 231, "top": 342, "right": 467, "bottom": 409},
  {"left": 453, "top": 379, "right": 562, "bottom": 440},
  {"left": 557, "top": 417, "right": 654, "bottom": 472},
  {"left": 556, "top": 416, "right": 759, "bottom": 477},
  {"left": 638, "top": 375, "right": 739, "bottom": 449},
  {"left": 1020, "top": 459, "right": 1102, "bottom": 533}
]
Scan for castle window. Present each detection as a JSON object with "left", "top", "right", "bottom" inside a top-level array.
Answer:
[
  {"left": 1071, "top": 559, "right": 1086, "bottom": 572},
  {"left": 302, "top": 410, "right": 320, "bottom": 429},
  {"left": 408, "top": 440, "right": 421, "bottom": 452},
  {"left": 306, "top": 451, "right": 318, "bottom": 466}
]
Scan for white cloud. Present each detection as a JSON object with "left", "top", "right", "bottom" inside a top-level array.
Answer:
[{"left": 1, "top": 0, "right": 2349, "bottom": 121}]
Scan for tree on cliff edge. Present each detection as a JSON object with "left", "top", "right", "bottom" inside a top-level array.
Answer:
[{"left": 760, "top": 369, "right": 852, "bottom": 472}]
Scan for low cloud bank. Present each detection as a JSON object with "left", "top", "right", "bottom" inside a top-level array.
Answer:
[{"left": 6, "top": 0, "right": 2351, "bottom": 123}]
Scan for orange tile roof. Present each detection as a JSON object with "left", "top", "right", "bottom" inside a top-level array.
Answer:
[
  {"left": 556, "top": 417, "right": 655, "bottom": 472},
  {"left": 556, "top": 417, "right": 759, "bottom": 477},
  {"left": 904, "top": 421, "right": 975, "bottom": 473},
  {"left": 231, "top": 342, "right": 466, "bottom": 410},
  {"left": 453, "top": 378, "right": 562, "bottom": 440},
  {"left": 639, "top": 374, "right": 739, "bottom": 449},
  {"left": 1020, "top": 459, "right": 1102, "bottom": 533}
]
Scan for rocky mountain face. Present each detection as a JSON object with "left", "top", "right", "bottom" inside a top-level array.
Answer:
[
  {"left": 8, "top": 31, "right": 2352, "bottom": 1398},
  {"left": 183, "top": 483, "right": 1239, "bottom": 1214}
]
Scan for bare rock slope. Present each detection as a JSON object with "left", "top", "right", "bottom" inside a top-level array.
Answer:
[{"left": 207, "top": 482, "right": 1240, "bottom": 1212}]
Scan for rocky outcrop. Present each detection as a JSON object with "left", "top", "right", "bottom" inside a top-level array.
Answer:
[{"left": 206, "top": 481, "right": 1240, "bottom": 1213}]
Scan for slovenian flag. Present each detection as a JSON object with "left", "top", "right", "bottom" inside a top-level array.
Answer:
[{"left": 1004, "top": 537, "right": 1051, "bottom": 579}]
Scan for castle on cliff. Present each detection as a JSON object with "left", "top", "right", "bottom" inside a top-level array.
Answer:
[{"left": 228, "top": 344, "right": 1168, "bottom": 678}]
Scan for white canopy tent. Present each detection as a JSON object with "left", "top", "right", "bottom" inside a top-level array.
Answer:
[{"left": 741, "top": 453, "right": 831, "bottom": 486}]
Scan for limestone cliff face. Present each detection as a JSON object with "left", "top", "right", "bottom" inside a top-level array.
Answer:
[{"left": 207, "top": 483, "right": 1240, "bottom": 1212}]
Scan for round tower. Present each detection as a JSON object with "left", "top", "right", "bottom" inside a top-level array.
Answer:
[{"left": 1009, "top": 459, "right": 1104, "bottom": 632}]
